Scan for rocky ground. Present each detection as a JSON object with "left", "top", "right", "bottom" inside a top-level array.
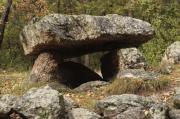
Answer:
[{"left": 0, "top": 64, "right": 179, "bottom": 119}]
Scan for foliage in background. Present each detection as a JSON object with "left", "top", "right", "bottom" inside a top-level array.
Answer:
[
  {"left": 0, "top": 0, "right": 179, "bottom": 70},
  {"left": 0, "top": 0, "right": 49, "bottom": 70},
  {"left": 73, "top": 0, "right": 180, "bottom": 66}
]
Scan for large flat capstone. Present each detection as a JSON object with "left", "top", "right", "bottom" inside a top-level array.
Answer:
[{"left": 20, "top": 14, "right": 154, "bottom": 57}]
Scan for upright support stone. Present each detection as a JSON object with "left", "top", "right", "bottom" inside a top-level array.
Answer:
[
  {"left": 100, "top": 51, "right": 120, "bottom": 81},
  {"left": 100, "top": 48, "right": 147, "bottom": 81},
  {"left": 29, "top": 52, "right": 63, "bottom": 82},
  {"left": 29, "top": 53, "right": 103, "bottom": 88}
]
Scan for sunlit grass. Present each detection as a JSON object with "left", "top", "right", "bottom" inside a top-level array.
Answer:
[
  {"left": 0, "top": 71, "right": 47, "bottom": 96},
  {"left": 105, "top": 77, "right": 171, "bottom": 95}
]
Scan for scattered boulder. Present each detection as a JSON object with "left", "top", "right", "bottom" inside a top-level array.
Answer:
[
  {"left": 118, "top": 69, "right": 160, "bottom": 80},
  {"left": 0, "top": 86, "right": 67, "bottom": 119},
  {"left": 20, "top": 14, "right": 154, "bottom": 57},
  {"left": 63, "top": 96, "right": 79, "bottom": 112},
  {"left": 67, "top": 108, "right": 101, "bottom": 119},
  {"left": 96, "top": 94, "right": 172, "bottom": 119},
  {"left": 162, "top": 41, "right": 180, "bottom": 64},
  {"left": 74, "top": 81, "right": 109, "bottom": 92},
  {"left": 14, "top": 86, "right": 65, "bottom": 119},
  {"left": 59, "top": 61, "right": 103, "bottom": 88},
  {"left": 169, "top": 109, "right": 180, "bottom": 119},
  {"left": 96, "top": 94, "right": 154, "bottom": 118},
  {"left": 0, "top": 95, "right": 18, "bottom": 115}
]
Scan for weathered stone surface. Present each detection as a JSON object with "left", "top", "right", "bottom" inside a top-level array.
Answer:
[
  {"left": 95, "top": 94, "right": 172, "bottom": 119},
  {"left": 67, "top": 108, "right": 101, "bottom": 119},
  {"left": 169, "top": 109, "right": 180, "bottom": 119},
  {"left": 162, "top": 41, "right": 180, "bottom": 64},
  {"left": 120, "top": 48, "right": 147, "bottom": 69},
  {"left": 118, "top": 69, "right": 160, "bottom": 80},
  {"left": 14, "top": 86, "right": 65, "bottom": 119},
  {"left": 175, "top": 87, "right": 180, "bottom": 95},
  {"left": 96, "top": 94, "right": 154, "bottom": 118},
  {"left": 20, "top": 14, "right": 154, "bottom": 57},
  {"left": 115, "top": 107, "right": 147, "bottom": 119},
  {"left": 149, "top": 103, "right": 169, "bottom": 119},
  {"left": 173, "top": 87, "right": 180, "bottom": 109},
  {"left": 29, "top": 52, "right": 62, "bottom": 82},
  {"left": 74, "top": 81, "right": 109, "bottom": 92},
  {"left": 0, "top": 95, "right": 18, "bottom": 115},
  {"left": 48, "top": 81, "right": 71, "bottom": 92},
  {"left": 59, "top": 61, "right": 103, "bottom": 88},
  {"left": 173, "top": 95, "right": 180, "bottom": 109},
  {"left": 0, "top": 86, "right": 66, "bottom": 119},
  {"left": 63, "top": 96, "right": 79, "bottom": 112}
]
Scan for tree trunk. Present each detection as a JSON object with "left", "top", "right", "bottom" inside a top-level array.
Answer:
[
  {"left": 57, "top": 0, "right": 60, "bottom": 13},
  {"left": 0, "top": 0, "right": 12, "bottom": 47}
]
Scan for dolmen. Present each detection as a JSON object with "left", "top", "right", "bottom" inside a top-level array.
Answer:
[{"left": 20, "top": 14, "right": 154, "bottom": 88}]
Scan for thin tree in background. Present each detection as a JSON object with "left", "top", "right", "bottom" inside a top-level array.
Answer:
[
  {"left": 57, "top": 0, "right": 60, "bottom": 13},
  {"left": 0, "top": 0, "right": 12, "bottom": 47}
]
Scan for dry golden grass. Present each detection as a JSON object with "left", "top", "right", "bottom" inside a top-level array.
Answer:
[
  {"left": 0, "top": 70, "right": 47, "bottom": 96},
  {"left": 105, "top": 77, "right": 171, "bottom": 95}
]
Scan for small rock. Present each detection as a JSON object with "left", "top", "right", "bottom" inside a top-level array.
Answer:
[
  {"left": 173, "top": 87, "right": 180, "bottom": 109},
  {"left": 162, "top": 41, "right": 180, "bottom": 64},
  {"left": 48, "top": 81, "right": 71, "bottom": 92},
  {"left": 115, "top": 107, "right": 147, "bottom": 119},
  {"left": 118, "top": 69, "right": 160, "bottom": 80},
  {"left": 96, "top": 94, "right": 154, "bottom": 118},
  {"left": 63, "top": 96, "right": 79, "bottom": 112},
  {"left": 175, "top": 87, "right": 180, "bottom": 95},
  {"left": 67, "top": 108, "right": 101, "bottom": 119},
  {"left": 14, "top": 85, "right": 65, "bottom": 119},
  {"left": 169, "top": 109, "right": 180, "bottom": 119},
  {"left": 74, "top": 81, "right": 109, "bottom": 92}
]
